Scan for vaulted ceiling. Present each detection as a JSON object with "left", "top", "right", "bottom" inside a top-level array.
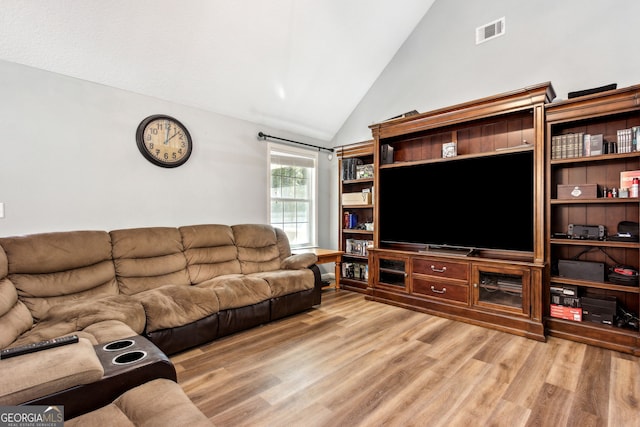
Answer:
[{"left": 0, "top": 0, "right": 435, "bottom": 140}]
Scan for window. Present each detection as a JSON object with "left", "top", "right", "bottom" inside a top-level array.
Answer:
[{"left": 268, "top": 143, "right": 318, "bottom": 249}]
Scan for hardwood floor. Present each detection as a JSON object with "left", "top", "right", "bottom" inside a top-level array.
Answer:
[{"left": 171, "top": 290, "right": 640, "bottom": 427}]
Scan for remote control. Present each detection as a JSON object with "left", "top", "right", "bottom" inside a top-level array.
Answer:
[{"left": 0, "top": 335, "right": 79, "bottom": 360}]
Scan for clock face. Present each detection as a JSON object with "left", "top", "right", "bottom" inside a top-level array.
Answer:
[{"left": 136, "top": 115, "right": 192, "bottom": 167}]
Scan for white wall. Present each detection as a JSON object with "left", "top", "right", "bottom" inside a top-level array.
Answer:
[
  {"left": 329, "top": 0, "right": 640, "bottom": 248},
  {"left": 5, "top": 0, "right": 639, "bottom": 254},
  {"left": 0, "top": 59, "right": 334, "bottom": 247}
]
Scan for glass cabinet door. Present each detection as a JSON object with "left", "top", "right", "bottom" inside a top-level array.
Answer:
[
  {"left": 472, "top": 264, "right": 530, "bottom": 316},
  {"left": 376, "top": 255, "right": 408, "bottom": 291}
]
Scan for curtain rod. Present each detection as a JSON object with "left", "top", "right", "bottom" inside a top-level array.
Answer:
[{"left": 257, "top": 132, "right": 334, "bottom": 153}]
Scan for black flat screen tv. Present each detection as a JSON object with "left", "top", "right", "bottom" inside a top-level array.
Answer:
[{"left": 379, "top": 150, "right": 534, "bottom": 252}]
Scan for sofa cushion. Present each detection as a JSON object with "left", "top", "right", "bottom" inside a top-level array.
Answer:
[
  {"left": 274, "top": 227, "right": 292, "bottom": 259},
  {"left": 0, "top": 246, "right": 33, "bottom": 349},
  {"left": 110, "top": 227, "right": 190, "bottom": 295},
  {"left": 197, "top": 274, "right": 272, "bottom": 310},
  {"left": 0, "top": 231, "right": 118, "bottom": 322},
  {"left": 11, "top": 295, "right": 145, "bottom": 347},
  {"left": 250, "top": 269, "right": 316, "bottom": 297},
  {"left": 133, "top": 285, "right": 220, "bottom": 333},
  {"left": 232, "top": 224, "right": 281, "bottom": 274},
  {"left": 0, "top": 337, "right": 104, "bottom": 406},
  {"left": 0, "top": 284, "right": 32, "bottom": 349},
  {"left": 65, "top": 378, "right": 212, "bottom": 427},
  {"left": 281, "top": 253, "right": 318, "bottom": 270},
  {"left": 76, "top": 320, "right": 140, "bottom": 346},
  {"left": 179, "top": 224, "right": 241, "bottom": 283}
]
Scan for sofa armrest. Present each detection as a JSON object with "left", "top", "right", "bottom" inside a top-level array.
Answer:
[
  {"left": 309, "top": 264, "right": 322, "bottom": 306},
  {"left": 0, "top": 337, "right": 104, "bottom": 405},
  {"left": 281, "top": 253, "right": 318, "bottom": 270}
]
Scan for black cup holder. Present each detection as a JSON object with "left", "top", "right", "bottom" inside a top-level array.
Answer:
[
  {"left": 112, "top": 350, "right": 147, "bottom": 365},
  {"left": 102, "top": 339, "right": 136, "bottom": 352}
]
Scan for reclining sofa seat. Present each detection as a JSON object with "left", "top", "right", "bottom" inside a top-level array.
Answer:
[
  {"left": 109, "top": 226, "right": 221, "bottom": 355},
  {"left": 64, "top": 378, "right": 212, "bottom": 427},
  {"left": 180, "top": 224, "right": 272, "bottom": 343},
  {"left": 182, "top": 224, "right": 320, "bottom": 337},
  {"left": 231, "top": 224, "right": 320, "bottom": 319},
  {"left": 0, "top": 232, "right": 145, "bottom": 409},
  {"left": 0, "top": 230, "right": 145, "bottom": 348}
]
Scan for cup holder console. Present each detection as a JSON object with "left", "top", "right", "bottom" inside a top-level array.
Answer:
[
  {"left": 101, "top": 339, "right": 149, "bottom": 366},
  {"left": 94, "top": 336, "right": 175, "bottom": 382},
  {"left": 102, "top": 339, "right": 136, "bottom": 352},
  {"left": 112, "top": 350, "right": 147, "bottom": 365},
  {"left": 68, "top": 335, "right": 176, "bottom": 419}
]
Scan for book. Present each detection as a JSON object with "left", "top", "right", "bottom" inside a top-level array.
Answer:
[
  {"left": 617, "top": 128, "right": 633, "bottom": 153},
  {"left": 577, "top": 132, "right": 585, "bottom": 157},
  {"left": 551, "top": 135, "right": 559, "bottom": 159},
  {"left": 583, "top": 134, "right": 591, "bottom": 156},
  {"left": 343, "top": 211, "right": 358, "bottom": 229},
  {"left": 348, "top": 213, "right": 358, "bottom": 229},
  {"left": 589, "top": 134, "right": 603, "bottom": 156},
  {"left": 341, "top": 158, "right": 363, "bottom": 180}
]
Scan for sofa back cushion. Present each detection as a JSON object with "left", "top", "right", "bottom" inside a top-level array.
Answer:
[
  {"left": 232, "top": 224, "right": 282, "bottom": 274},
  {"left": 0, "top": 231, "right": 118, "bottom": 322},
  {"left": 179, "top": 224, "right": 241, "bottom": 284},
  {"left": 274, "top": 227, "right": 292, "bottom": 260},
  {"left": 111, "top": 227, "right": 190, "bottom": 295},
  {"left": 0, "top": 245, "right": 33, "bottom": 348}
]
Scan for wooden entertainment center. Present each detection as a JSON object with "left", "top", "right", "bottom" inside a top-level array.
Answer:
[
  {"left": 362, "top": 82, "right": 555, "bottom": 341},
  {"left": 338, "top": 82, "right": 640, "bottom": 354}
]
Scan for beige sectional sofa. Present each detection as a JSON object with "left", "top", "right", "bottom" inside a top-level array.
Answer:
[{"left": 0, "top": 223, "right": 320, "bottom": 422}]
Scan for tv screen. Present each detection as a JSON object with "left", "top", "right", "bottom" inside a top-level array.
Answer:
[{"left": 379, "top": 151, "right": 534, "bottom": 252}]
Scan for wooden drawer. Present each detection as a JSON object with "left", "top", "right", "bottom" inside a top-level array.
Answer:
[
  {"left": 412, "top": 277, "right": 469, "bottom": 303},
  {"left": 412, "top": 258, "right": 468, "bottom": 280}
]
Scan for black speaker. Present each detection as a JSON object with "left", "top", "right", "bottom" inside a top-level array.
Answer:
[
  {"left": 381, "top": 144, "right": 394, "bottom": 164},
  {"left": 558, "top": 259, "right": 605, "bottom": 282},
  {"left": 568, "top": 83, "right": 617, "bottom": 99}
]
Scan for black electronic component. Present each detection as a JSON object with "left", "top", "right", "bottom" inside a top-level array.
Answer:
[
  {"left": 582, "top": 296, "right": 616, "bottom": 325},
  {"left": 558, "top": 259, "right": 605, "bottom": 282},
  {"left": 567, "top": 224, "right": 605, "bottom": 240}
]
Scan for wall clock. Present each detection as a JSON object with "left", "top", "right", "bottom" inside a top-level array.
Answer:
[{"left": 135, "top": 114, "right": 193, "bottom": 168}]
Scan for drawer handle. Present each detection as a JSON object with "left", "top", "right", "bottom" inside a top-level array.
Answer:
[
  {"left": 430, "top": 285, "right": 447, "bottom": 294},
  {"left": 430, "top": 265, "right": 447, "bottom": 273}
]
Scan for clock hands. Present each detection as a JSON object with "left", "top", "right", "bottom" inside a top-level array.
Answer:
[
  {"left": 164, "top": 129, "right": 183, "bottom": 144},
  {"left": 164, "top": 120, "right": 171, "bottom": 145}
]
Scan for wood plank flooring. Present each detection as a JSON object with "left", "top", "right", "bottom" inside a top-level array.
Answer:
[{"left": 171, "top": 290, "right": 640, "bottom": 427}]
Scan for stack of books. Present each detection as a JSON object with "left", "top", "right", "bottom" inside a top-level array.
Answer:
[
  {"left": 616, "top": 127, "right": 639, "bottom": 153},
  {"left": 343, "top": 212, "right": 358, "bottom": 229},
  {"left": 551, "top": 127, "right": 640, "bottom": 159}
]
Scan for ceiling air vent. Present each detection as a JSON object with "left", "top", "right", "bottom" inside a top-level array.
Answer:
[{"left": 476, "top": 17, "right": 505, "bottom": 44}]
